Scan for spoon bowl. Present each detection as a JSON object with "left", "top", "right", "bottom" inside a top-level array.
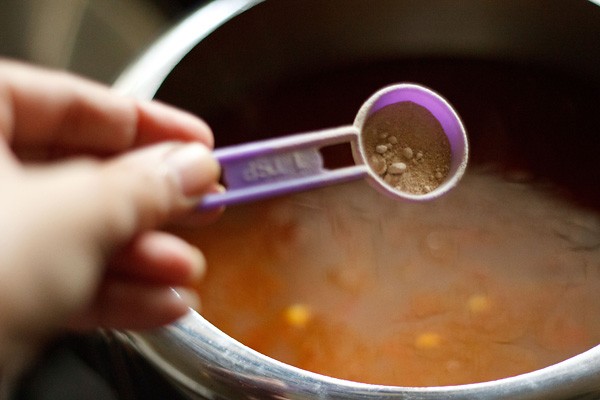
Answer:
[{"left": 199, "top": 83, "right": 468, "bottom": 210}]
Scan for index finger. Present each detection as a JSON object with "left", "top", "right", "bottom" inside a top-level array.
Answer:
[{"left": 0, "top": 59, "right": 213, "bottom": 158}]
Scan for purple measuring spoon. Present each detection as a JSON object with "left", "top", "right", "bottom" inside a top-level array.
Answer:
[{"left": 199, "top": 83, "right": 468, "bottom": 210}]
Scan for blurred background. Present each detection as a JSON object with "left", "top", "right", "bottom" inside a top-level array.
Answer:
[{"left": 0, "top": 0, "right": 205, "bottom": 83}]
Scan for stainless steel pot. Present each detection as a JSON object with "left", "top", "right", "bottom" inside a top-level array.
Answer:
[{"left": 114, "top": 1, "right": 600, "bottom": 398}]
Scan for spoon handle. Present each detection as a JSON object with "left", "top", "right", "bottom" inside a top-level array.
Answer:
[{"left": 198, "top": 126, "right": 366, "bottom": 210}]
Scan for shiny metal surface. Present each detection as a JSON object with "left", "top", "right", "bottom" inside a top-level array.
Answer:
[
  {"left": 114, "top": 0, "right": 264, "bottom": 97},
  {"left": 122, "top": 312, "right": 600, "bottom": 399},
  {"left": 115, "top": 1, "right": 600, "bottom": 398},
  {"left": 0, "top": 0, "right": 171, "bottom": 83}
]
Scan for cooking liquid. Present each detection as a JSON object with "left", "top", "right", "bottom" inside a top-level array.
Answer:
[
  {"left": 159, "top": 58, "right": 600, "bottom": 387},
  {"left": 181, "top": 169, "right": 600, "bottom": 387}
]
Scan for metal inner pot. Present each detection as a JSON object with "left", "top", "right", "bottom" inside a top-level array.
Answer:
[{"left": 115, "top": 0, "right": 600, "bottom": 398}]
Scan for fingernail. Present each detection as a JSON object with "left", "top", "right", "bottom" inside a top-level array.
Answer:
[
  {"left": 165, "top": 143, "right": 220, "bottom": 197},
  {"left": 172, "top": 287, "right": 201, "bottom": 310},
  {"left": 189, "top": 247, "right": 207, "bottom": 282}
]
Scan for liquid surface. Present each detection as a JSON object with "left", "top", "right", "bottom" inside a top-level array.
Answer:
[
  {"left": 181, "top": 169, "right": 600, "bottom": 386},
  {"left": 159, "top": 57, "right": 600, "bottom": 387}
]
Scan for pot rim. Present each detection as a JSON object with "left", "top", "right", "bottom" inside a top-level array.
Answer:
[
  {"left": 114, "top": 0, "right": 600, "bottom": 398},
  {"left": 113, "top": 0, "right": 265, "bottom": 98},
  {"left": 124, "top": 310, "right": 600, "bottom": 399}
]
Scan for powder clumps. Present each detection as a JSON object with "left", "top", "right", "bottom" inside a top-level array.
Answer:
[{"left": 362, "top": 101, "right": 452, "bottom": 195}]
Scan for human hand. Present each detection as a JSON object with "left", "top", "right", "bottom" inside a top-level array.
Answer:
[{"left": 0, "top": 60, "right": 220, "bottom": 375}]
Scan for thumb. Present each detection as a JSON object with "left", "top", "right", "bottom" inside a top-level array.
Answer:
[
  {"left": 94, "top": 142, "right": 220, "bottom": 245},
  {"left": 15, "top": 141, "right": 220, "bottom": 262}
]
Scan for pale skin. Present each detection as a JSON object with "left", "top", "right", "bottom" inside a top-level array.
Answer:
[{"left": 0, "top": 60, "right": 221, "bottom": 380}]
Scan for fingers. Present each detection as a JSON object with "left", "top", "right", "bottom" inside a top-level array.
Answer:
[
  {"left": 133, "top": 100, "right": 213, "bottom": 149},
  {"left": 68, "top": 282, "right": 200, "bottom": 331},
  {"left": 0, "top": 60, "right": 224, "bottom": 347},
  {"left": 72, "top": 231, "right": 207, "bottom": 332},
  {"left": 75, "top": 230, "right": 207, "bottom": 331},
  {"left": 0, "top": 59, "right": 212, "bottom": 159},
  {"left": 109, "top": 231, "right": 206, "bottom": 286},
  {"left": 6, "top": 141, "right": 218, "bottom": 302},
  {"left": 95, "top": 142, "right": 221, "bottom": 244},
  {"left": 0, "top": 142, "right": 217, "bottom": 339}
]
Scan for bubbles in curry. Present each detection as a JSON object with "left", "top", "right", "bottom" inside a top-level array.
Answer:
[{"left": 177, "top": 167, "right": 600, "bottom": 387}]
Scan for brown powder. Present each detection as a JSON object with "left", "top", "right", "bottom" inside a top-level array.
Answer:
[{"left": 362, "top": 101, "right": 452, "bottom": 195}]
